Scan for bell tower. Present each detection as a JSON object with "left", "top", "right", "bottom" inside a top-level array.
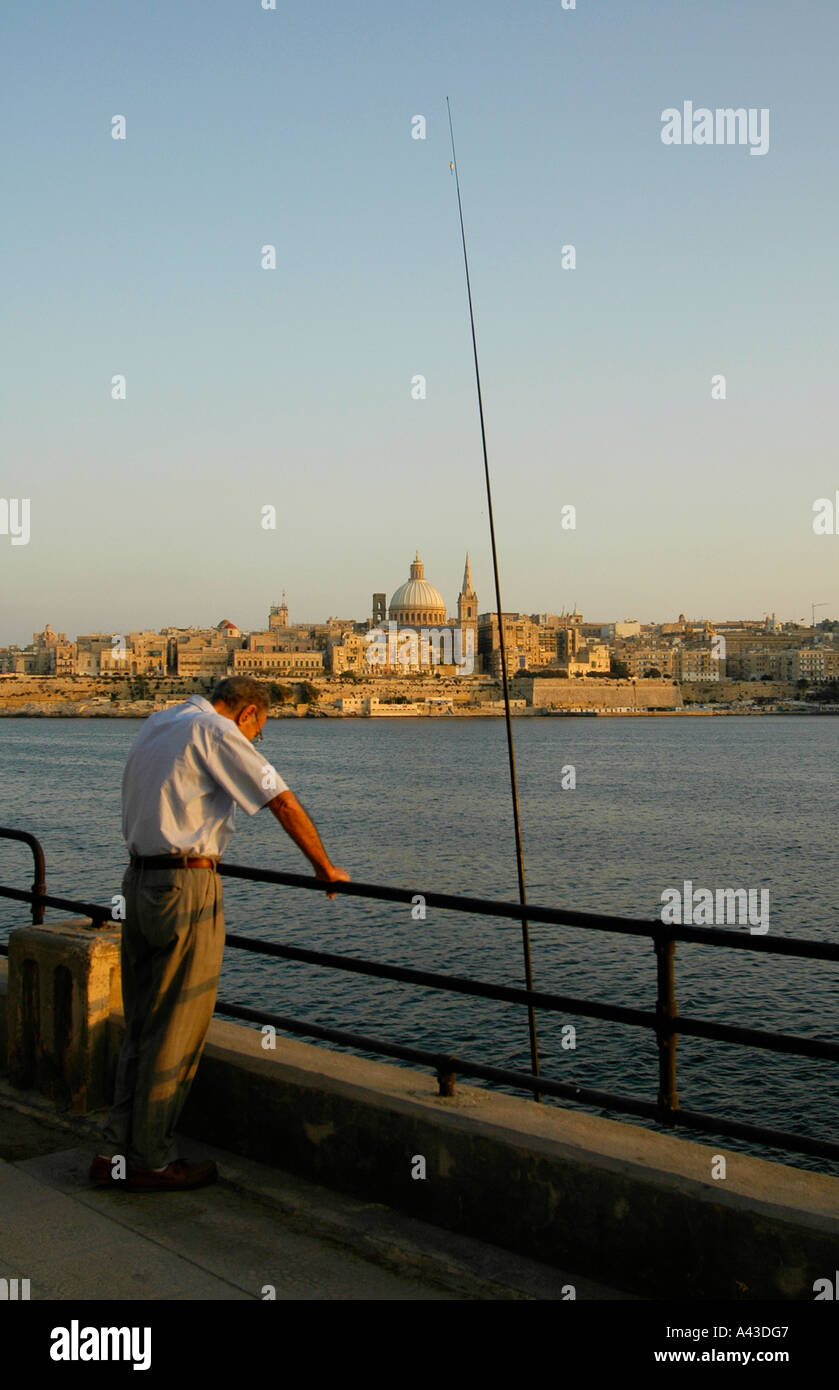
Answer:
[
  {"left": 269, "top": 591, "right": 289, "bottom": 631},
  {"left": 457, "top": 553, "right": 478, "bottom": 652}
]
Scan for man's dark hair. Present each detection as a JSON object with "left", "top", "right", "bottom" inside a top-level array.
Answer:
[{"left": 210, "top": 676, "right": 271, "bottom": 714}]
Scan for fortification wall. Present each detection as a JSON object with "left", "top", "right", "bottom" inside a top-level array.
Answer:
[
  {"left": 519, "top": 679, "right": 683, "bottom": 710},
  {"left": 682, "top": 680, "right": 797, "bottom": 702}
]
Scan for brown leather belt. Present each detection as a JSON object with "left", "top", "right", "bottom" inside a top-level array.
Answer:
[{"left": 130, "top": 854, "right": 219, "bottom": 871}]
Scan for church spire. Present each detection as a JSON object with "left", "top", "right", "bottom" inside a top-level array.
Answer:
[
  {"left": 462, "top": 552, "right": 475, "bottom": 595},
  {"left": 457, "top": 551, "right": 478, "bottom": 636}
]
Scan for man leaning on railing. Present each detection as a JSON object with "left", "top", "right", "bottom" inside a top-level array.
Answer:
[{"left": 90, "top": 675, "right": 349, "bottom": 1192}]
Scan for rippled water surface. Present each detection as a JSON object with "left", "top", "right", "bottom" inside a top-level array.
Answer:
[{"left": 1, "top": 715, "right": 837, "bottom": 1173}]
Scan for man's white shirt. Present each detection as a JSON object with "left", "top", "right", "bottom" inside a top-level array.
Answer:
[{"left": 122, "top": 695, "right": 288, "bottom": 857}]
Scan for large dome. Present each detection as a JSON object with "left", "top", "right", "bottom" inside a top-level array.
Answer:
[{"left": 389, "top": 553, "right": 446, "bottom": 622}]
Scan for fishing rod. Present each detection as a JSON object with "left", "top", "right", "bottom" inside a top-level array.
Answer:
[{"left": 446, "top": 97, "right": 541, "bottom": 1097}]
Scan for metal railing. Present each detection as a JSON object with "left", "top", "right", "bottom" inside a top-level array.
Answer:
[
  {"left": 2, "top": 826, "right": 838, "bottom": 1164},
  {"left": 0, "top": 828, "right": 45, "bottom": 925}
]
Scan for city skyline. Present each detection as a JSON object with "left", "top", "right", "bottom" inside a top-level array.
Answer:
[
  {"left": 2, "top": 582, "right": 832, "bottom": 652},
  {"left": 0, "top": 528, "right": 832, "bottom": 652}
]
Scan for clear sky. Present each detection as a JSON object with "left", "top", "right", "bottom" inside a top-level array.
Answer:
[{"left": 1, "top": 0, "right": 837, "bottom": 644}]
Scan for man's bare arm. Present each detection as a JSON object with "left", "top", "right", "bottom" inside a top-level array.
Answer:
[{"left": 265, "top": 790, "right": 350, "bottom": 891}]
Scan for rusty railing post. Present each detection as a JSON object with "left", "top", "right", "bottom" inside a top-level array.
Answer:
[
  {"left": 654, "top": 928, "right": 678, "bottom": 1122},
  {"left": 435, "top": 1055, "right": 457, "bottom": 1097}
]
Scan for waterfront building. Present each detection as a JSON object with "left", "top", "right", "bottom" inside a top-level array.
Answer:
[
  {"left": 174, "top": 622, "right": 243, "bottom": 678},
  {"left": 563, "top": 644, "right": 611, "bottom": 677},
  {"left": 478, "top": 612, "right": 538, "bottom": 675},
  {"left": 728, "top": 646, "right": 839, "bottom": 683},
  {"left": 175, "top": 637, "right": 231, "bottom": 679},
  {"left": 555, "top": 625, "right": 611, "bottom": 676},
  {"left": 76, "top": 632, "right": 135, "bottom": 676},
  {"left": 674, "top": 646, "right": 723, "bottom": 681},
  {"left": 106, "top": 631, "right": 168, "bottom": 677},
  {"left": 790, "top": 647, "right": 839, "bottom": 682},
  {"left": 0, "top": 646, "right": 36, "bottom": 674},
  {"left": 241, "top": 598, "right": 327, "bottom": 677},
  {"left": 40, "top": 625, "right": 77, "bottom": 675},
  {"left": 232, "top": 648, "right": 325, "bottom": 678},
  {"left": 0, "top": 625, "right": 78, "bottom": 675},
  {"left": 328, "top": 630, "right": 368, "bottom": 676},
  {"left": 618, "top": 644, "right": 677, "bottom": 679},
  {"left": 478, "top": 607, "right": 597, "bottom": 677}
]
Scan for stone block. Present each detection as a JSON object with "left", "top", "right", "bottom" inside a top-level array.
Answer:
[{"left": 7, "top": 919, "right": 122, "bottom": 1111}]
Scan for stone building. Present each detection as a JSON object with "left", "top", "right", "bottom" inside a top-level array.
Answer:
[
  {"left": 674, "top": 646, "right": 722, "bottom": 682},
  {"left": 232, "top": 649, "right": 324, "bottom": 678},
  {"left": 619, "top": 644, "right": 677, "bottom": 678},
  {"left": 556, "top": 625, "right": 610, "bottom": 676},
  {"left": 173, "top": 621, "right": 243, "bottom": 678},
  {"left": 0, "top": 626, "right": 78, "bottom": 675},
  {"left": 478, "top": 613, "right": 537, "bottom": 675}
]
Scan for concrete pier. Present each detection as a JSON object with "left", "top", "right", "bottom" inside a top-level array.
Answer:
[
  {"left": 2, "top": 922, "right": 837, "bottom": 1301},
  {"left": 0, "top": 1080, "right": 618, "bottom": 1300}
]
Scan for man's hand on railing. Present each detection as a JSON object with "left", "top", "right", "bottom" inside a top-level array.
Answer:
[
  {"left": 266, "top": 791, "right": 349, "bottom": 898},
  {"left": 314, "top": 863, "right": 351, "bottom": 900}
]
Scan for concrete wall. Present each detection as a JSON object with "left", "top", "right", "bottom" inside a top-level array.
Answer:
[{"left": 175, "top": 1016, "right": 838, "bottom": 1301}]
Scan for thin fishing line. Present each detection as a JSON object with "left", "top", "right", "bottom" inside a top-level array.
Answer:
[{"left": 446, "top": 96, "right": 541, "bottom": 1096}]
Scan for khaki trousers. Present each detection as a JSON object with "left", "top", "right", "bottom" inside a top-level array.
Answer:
[{"left": 103, "top": 864, "right": 225, "bottom": 1169}]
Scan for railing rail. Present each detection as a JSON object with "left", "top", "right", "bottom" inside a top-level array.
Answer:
[
  {"left": 0, "top": 827, "right": 45, "bottom": 926},
  {"left": 2, "top": 827, "right": 838, "bottom": 1164}
]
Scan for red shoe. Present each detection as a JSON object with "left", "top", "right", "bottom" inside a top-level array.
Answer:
[
  {"left": 123, "top": 1159, "right": 218, "bottom": 1192},
  {"left": 89, "top": 1153, "right": 115, "bottom": 1185}
]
